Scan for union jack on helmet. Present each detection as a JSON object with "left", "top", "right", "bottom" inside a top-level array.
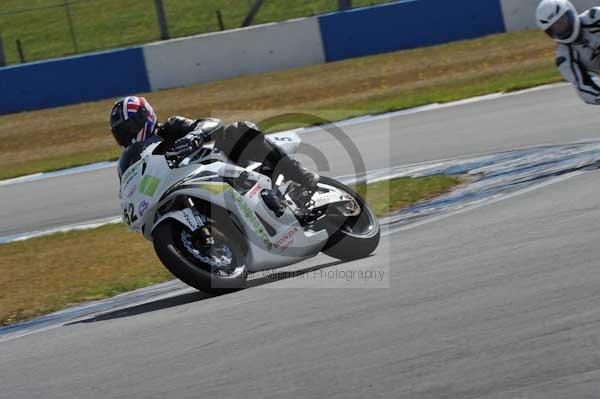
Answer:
[{"left": 109, "top": 96, "right": 157, "bottom": 148}]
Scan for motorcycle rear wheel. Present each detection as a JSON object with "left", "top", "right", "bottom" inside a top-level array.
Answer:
[{"left": 319, "top": 177, "right": 380, "bottom": 261}]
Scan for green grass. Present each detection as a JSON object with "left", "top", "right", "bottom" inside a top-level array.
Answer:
[
  {"left": 0, "top": 0, "right": 393, "bottom": 64},
  {"left": 0, "top": 148, "right": 121, "bottom": 181},
  {"left": 0, "top": 175, "right": 460, "bottom": 326},
  {"left": 0, "top": 29, "right": 559, "bottom": 181},
  {"left": 260, "top": 66, "right": 562, "bottom": 132},
  {"left": 365, "top": 175, "right": 462, "bottom": 217}
]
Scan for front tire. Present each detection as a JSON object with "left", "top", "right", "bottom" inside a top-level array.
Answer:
[
  {"left": 319, "top": 177, "right": 380, "bottom": 261},
  {"left": 153, "top": 218, "right": 247, "bottom": 294}
]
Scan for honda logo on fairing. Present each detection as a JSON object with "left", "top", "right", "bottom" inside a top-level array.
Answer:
[{"left": 274, "top": 227, "right": 299, "bottom": 249}]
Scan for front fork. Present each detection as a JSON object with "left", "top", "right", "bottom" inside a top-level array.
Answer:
[{"left": 183, "top": 197, "right": 214, "bottom": 246}]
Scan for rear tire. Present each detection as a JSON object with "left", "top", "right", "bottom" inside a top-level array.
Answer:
[
  {"left": 153, "top": 218, "right": 247, "bottom": 294},
  {"left": 319, "top": 177, "right": 380, "bottom": 261}
]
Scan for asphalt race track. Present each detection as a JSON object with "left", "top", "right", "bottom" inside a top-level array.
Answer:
[
  {"left": 4, "top": 83, "right": 600, "bottom": 237},
  {"left": 2, "top": 84, "right": 600, "bottom": 398}
]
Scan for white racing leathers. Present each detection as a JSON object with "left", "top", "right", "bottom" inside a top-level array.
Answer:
[{"left": 557, "top": 8, "right": 600, "bottom": 104}]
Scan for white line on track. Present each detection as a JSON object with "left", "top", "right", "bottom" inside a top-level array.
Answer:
[
  {"left": 0, "top": 161, "right": 117, "bottom": 187},
  {"left": 0, "top": 216, "right": 122, "bottom": 244}
]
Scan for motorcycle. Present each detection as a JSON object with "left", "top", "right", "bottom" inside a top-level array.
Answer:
[{"left": 119, "top": 120, "right": 380, "bottom": 293}]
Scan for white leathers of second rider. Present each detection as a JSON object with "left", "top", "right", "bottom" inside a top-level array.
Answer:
[{"left": 539, "top": 1, "right": 600, "bottom": 104}]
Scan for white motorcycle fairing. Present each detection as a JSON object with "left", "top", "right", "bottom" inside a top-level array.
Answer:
[{"left": 119, "top": 132, "right": 335, "bottom": 272}]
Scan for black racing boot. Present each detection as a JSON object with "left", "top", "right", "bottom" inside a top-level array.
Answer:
[
  {"left": 263, "top": 139, "right": 319, "bottom": 191},
  {"left": 277, "top": 156, "right": 320, "bottom": 191},
  {"left": 275, "top": 155, "right": 320, "bottom": 216}
]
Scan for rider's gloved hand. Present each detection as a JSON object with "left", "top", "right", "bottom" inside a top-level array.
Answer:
[{"left": 166, "top": 132, "right": 206, "bottom": 161}]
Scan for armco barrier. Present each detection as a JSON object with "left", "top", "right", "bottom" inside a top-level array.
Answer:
[
  {"left": 500, "top": 0, "right": 598, "bottom": 32},
  {"left": 3, "top": 0, "right": 578, "bottom": 115},
  {"left": 143, "top": 17, "right": 325, "bottom": 91},
  {"left": 318, "top": 0, "right": 506, "bottom": 62},
  {"left": 0, "top": 47, "right": 149, "bottom": 114}
]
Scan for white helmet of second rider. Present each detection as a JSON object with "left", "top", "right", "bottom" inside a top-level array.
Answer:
[{"left": 536, "top": 0, "right": 581, "bottom": 44}]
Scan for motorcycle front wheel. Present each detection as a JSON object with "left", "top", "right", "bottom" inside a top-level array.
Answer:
[{"left": 153, "top": 218, "right": 247, "bottom": 294}]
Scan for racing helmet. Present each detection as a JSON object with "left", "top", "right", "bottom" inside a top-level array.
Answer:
[
  {"left": 109, "top": 96, "right": 157, "bottom": 148},
  {"left": 536, "top": 0, "right": 581, "bottom": 44}
]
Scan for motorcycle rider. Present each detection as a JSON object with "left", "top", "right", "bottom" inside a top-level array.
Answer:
[
  {"left": 537, "top": 0, "right": 600, "bottom": 104},
  {"left": 109, "top": 96, "right": 319, "bottom": 191}
]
